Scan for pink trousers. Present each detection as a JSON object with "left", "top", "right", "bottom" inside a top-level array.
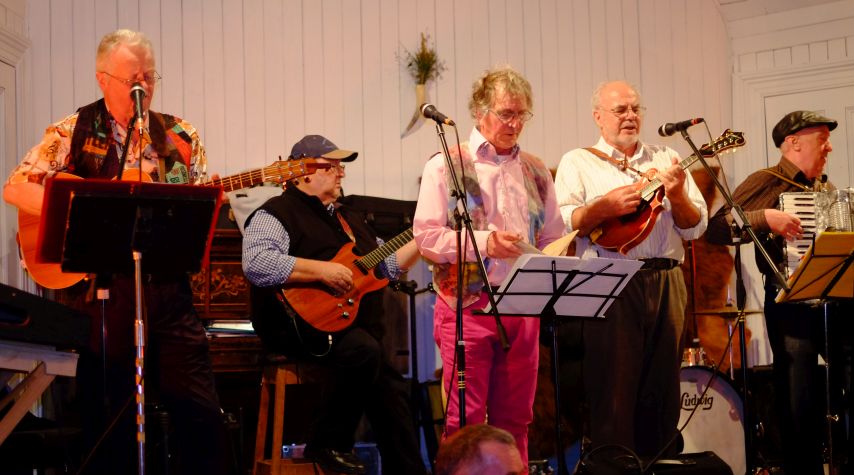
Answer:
[{"left": 433, "top": 292, "right": 540, "bottom": 465}]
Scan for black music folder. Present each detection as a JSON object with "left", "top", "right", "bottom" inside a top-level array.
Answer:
[{"left": 37, "top": 177, "right": 221, "bottom": 276}]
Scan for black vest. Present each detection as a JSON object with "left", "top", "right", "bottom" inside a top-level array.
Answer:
[
  {"left": 68, "top": 99, "right": 191, "bottom": 180},
  {"left": 249, "top": 186, "right": 386, "bottom": 354}
]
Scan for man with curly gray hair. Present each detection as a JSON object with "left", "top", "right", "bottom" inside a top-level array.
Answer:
[{"left": 414, "top": 66, "right": 565, "bottom": 467}]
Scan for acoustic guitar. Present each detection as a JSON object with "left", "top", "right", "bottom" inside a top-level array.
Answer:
[
  {"left": 278, "top": 228, "right": 414, "bottom": 333},
  {"left": 17, "top": 159, "right": 328, "bottom": 289},
  {"left": 590, "top": 129, "right": 745, "bottom": 254}
]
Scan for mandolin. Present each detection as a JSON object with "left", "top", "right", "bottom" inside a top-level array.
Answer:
[{"left": 590, "top": 129, "right": 745, "bottom": 254}]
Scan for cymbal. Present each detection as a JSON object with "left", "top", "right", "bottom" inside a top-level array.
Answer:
[{"left": 694, "top": 307, "right": 762, "bottom": 316}]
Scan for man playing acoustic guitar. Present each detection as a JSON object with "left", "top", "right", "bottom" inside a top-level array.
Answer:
[
  {"left": 242, "top": 134, "right": 425, "bottom": 475},
  {"left": 3, "top": 29, "right": 230, "bottom": 473},
  {"left": 553, "top": 80, "right": 707, "bottom": 458}
]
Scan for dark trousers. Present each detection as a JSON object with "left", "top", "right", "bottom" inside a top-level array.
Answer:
[
  {"left": 582, "top": 266, "right": 686, "bottom": 457},
  {"left": 305, "top": 326, "right": 426, "bottom": 475},
  {"left": 67, "top": 275, "right": 231, "bottom": 475},
  {"left": 764, "top": 287, "right": 853, "bottom": 475}
]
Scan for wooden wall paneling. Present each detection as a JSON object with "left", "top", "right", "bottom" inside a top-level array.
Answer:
[
  {"left": 434, "top": 0, "right": 457, "bottom": 138},
  {"left": 261, "top": 0, "right": 284, "bottom": 162},
  {"left": 92, "top": 0, "right": 116, "bottom": 45},
  {"left": 181, "top": 0, "right": 204, "bottom": 136},
  {"left": 603, "top": 0, "right": 624, "bottom": 80},
  {"left": 451, "top": 0, "right": 473, "bottom": 138},
  {"left": 682, "top": 0, "right": 703, "bottom": 124},
  {"left": 521, "top": 0, "right": 544, "bottom": 156},
  {"left": 355, "top": 0, "right": 379, "bottom": 197},
  {"left": 138, "top": 0, "right": 161, "bottom": 112},
  {"left": 71, "top": 0, "right": 97, "bottom": 111},
  {"left": 27, "top": 0, "right": 49, "bottom": 146},
  {"left": 159, "top": 0, "right": 184, "bottom": 120},
  {"left": 202, "top": 0, "right": 226, "bottom": 176},
  {"left": 379, "top": 0, "right": 402, "bottom": 198},
  {"left": 281, "top": 0, "right": 303, "bottom": 156},
  {"left": 486, "top": 0, "right": 507, "bottom": 64},
  {"left": 340, "top": 0, "right": 365, "bottom": 194},
  {"left": 539, "top": 0, "right": 561, "bottom": 167},
  {"left": 396, "top": 0, "right": 419, "bottom": 200},
  {"left": 408, "top": 0, "right": 438, "bottom": 201},
  {"left": 586, "top": 0, "right": 607, "bottom": 85},
  {"left": 504, "top": 0, "right": 525, "bottom": 80},
  {"left": 116, "top": 0, "right": 138, "bottom": 31},
  {"left": 571, "top": 0, "right": 594, "bottom": 144},
  {"left": 621, "top": 0, "right": 641, "bottom": 87},
  {"left": 301, "top": 0, "right": 324, "bottom": 135},
  {"left": 49, "top": 0, "right": 73, "bottom": 119},
  {"left": 669, "top": 0, "right": 688, "bottom": 123},
  {"left": 321, "top": 0, "right": 344, "bottom": 146},
  {"left": 240, "top": 0, "right": 264, "bottom": 168},
  {"left": 555, "top": 0, "right": 578, "bottom": 157},
  {"left": 221, "top": 0, "right": 246, "bottom": 174}
]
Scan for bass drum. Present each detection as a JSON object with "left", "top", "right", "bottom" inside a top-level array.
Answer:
[{"left": 679, "top": 366, "right": 745, "bottom": 475}]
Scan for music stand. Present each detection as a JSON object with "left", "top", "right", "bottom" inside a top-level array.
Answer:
[
  {"left": 482, "top": 254, "right": 642, "bottom": 475},
  {"left": 776, "top": 231, "right": 854, "bottom": 471},
  {"left": 37, "top": 176, "right": 221, "bottom": 475}
]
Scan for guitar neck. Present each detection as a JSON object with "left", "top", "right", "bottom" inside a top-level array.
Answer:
[
  {"left": 198, "top": 159, "right": 324, "bottom": 193},
  {"left": 638, "top": 150, "right": 708, "bottom": 200},
  {"left": 200, "top": 169, "right": 271, "bottom": 192},
  {"left": 355, "top": 228, "right": 414, "bottom": 272}
]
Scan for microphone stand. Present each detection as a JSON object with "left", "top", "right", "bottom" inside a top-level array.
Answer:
[
  {"left": 115, "top": 112, "right": 139, "bottom": 179},
  {"left": 433, "top": 122, "right": 510, "bottom": 428},
  {"left": 678, "top": 128, "right": 789, "bottom": 474}
]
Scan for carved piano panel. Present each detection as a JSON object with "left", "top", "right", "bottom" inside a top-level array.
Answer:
[{"left": 191, "top": 204, "right": 251, "bottom": 321}]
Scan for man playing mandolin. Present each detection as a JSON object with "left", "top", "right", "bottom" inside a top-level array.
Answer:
[
  {"left": 242, "top": 134, "right": 425, "bottom": 475},
  {"left": 3, "top": 29, "right": 230, "bottom": 473},
  {"left": 553, "top": 80, "right": 707, "bottom": 458}
]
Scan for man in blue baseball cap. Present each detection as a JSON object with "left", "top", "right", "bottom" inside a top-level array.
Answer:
[{"left": 242, "top": 135, "right": 425, "bottom": 474}]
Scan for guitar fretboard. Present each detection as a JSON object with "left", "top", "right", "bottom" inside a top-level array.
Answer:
[
  {"left": 639, "top": 130, "right": 744, "bottom": 201},
  {"left": 199, "top": 159, "right": 326, "bottom": 193},
  {"left": 355, "top": 228, "right": 414, "bottom": 272}
]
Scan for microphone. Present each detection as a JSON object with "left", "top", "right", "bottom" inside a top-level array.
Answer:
[
  {"left": 420, "top": 103, "right": 455, "bottom": 126},
  {"left": 130, "top": 83, "right": 146, "bottom": 131},
  {"left": 657, "top": 117, "right": 704, "bottom": 137}
]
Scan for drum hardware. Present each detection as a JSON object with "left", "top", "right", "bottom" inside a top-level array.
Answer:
[{"left": 693, "top": 307, "right": 761, "bottom": 379}]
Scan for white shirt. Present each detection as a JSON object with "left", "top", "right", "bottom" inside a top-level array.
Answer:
[{"left": 554, "top": 136, "right": 708, "bottom": 261}]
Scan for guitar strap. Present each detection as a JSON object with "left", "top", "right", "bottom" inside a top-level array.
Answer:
[
  {"left": 335, "top": 211, "right": 356, "bottom": 242},
  {"left": 584, "top": 147, "right": 650, "bottom": 180}
]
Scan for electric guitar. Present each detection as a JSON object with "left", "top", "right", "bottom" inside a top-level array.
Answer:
[
  {"left": 17, "top": 159, "right": 328, "bottom": 289},
  {"left": 590, "top": 129, "right": 745, "bottom": 254},
  {"left": 278, "top": 228, "right": 414, "bottom": 333}
]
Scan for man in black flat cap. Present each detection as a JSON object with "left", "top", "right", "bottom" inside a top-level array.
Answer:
[
  {"left": 241, "top": 135, "right": 426, "bottom": 474},
  {"left": 707, "top": 111, "right": 852, "bottom": 474}
]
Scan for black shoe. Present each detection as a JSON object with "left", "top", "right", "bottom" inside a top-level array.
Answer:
[{"left": 304, "top": 447, "right": 367, "bottom": 474}]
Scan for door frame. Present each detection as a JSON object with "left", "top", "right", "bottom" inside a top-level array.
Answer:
[{"left": 731, "top": 59, "right": 854, "bottom": 185}]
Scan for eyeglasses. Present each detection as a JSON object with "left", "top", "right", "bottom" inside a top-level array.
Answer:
[
  {"left": 600, "top": 105, "right": 646, "bottom": 119},
  {"left": 488, "top": 109, "right": 534, "bottom": 125},
  {"left": 100, "top": 70, "right": 161, "bottom": 87},
  {"left": 321, "top": 164, "right": 346, "bottom": 174}
]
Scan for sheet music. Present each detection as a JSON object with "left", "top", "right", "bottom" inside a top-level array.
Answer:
[{"left": 483, "top": 254, "right": 642, "bottom": 318}]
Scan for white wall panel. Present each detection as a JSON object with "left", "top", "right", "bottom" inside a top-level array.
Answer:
[{"left": 20, "top": 0, "right": 734, "bottom": 195}]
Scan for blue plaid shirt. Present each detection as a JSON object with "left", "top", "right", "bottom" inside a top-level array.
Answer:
[{"left": 242, "top": 206, "right": 399, "bottom": 287}]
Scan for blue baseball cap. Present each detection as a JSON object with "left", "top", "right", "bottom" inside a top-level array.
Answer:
[{"left": 289, "top": 135, "right": 358, "bottom": 162}]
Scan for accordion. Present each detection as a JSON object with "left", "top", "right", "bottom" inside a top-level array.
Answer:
[{"left": 778, "top": 189, "right": 854, "bottom": 277}]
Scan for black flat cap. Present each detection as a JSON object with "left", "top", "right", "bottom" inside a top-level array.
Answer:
[{"left": 772, "top": 110, "right": 837, "bottom": 148}]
